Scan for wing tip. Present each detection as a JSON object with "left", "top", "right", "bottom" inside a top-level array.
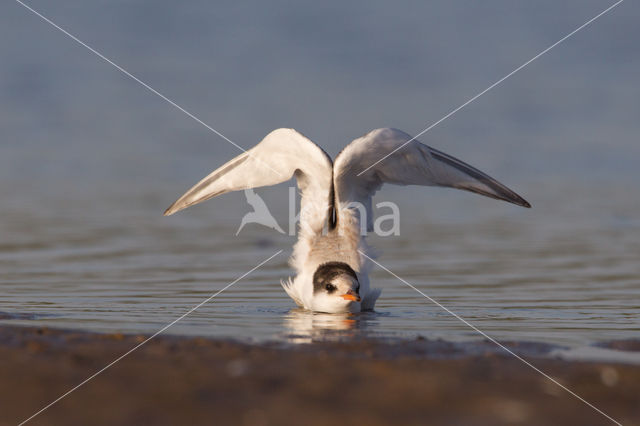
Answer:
[
  {"left": 510, "top": 193, "right": 531, "bottom": 209},
  {"left": 163, "top": 201, "right": 182, "bottom": 216},
  {"left": 506, "top": 192, "right": 531, "bottom": 209},
  {"left": 502, "top": 193, "right": 531, "bottom": 209},
  {"left": 460, "top": 185, "right": 531, "bottom": 209}
]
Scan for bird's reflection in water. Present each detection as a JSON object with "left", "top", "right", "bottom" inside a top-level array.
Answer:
[{"left": 283, "top": 308, "right": 378, "bottom": 344}]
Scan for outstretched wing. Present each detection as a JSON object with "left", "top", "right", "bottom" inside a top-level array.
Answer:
[
  {"left": 333, "top": 128, "right": 530, "bottom": 230},
  {"left": 164, "top": 129, "right": 334, "bottom": 229}
]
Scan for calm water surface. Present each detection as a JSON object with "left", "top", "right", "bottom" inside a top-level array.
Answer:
[
  {"left": 1, "top": 180, "right": 638, "bottom": 349},
  {"left": 0, "top": 0, "right": 639, "bottom": 354}
]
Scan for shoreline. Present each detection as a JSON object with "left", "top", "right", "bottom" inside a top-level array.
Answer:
[{"left": 2, "top": 325, "right": 638, "bottom": 425}]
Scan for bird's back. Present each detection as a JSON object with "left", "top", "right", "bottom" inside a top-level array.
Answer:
[{"left": 306, "top": 208, "right": 363, "bottom": 273}]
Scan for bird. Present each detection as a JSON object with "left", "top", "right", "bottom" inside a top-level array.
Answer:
[
  {"left": 164, "top": 128, "right": 530, "bottom": 313},
  {"left": 235, "top": 188, "right": 285, "bottom": 235}
]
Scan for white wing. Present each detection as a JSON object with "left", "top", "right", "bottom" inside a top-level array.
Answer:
[
  {"left": 334, "top": 128, "right": 530, "bottom": 230},
  {"left": 164, "top": 128, "right": 333, "bottom": 229}
]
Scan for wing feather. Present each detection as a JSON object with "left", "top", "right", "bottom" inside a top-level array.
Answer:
[
  {"left": 164, "top": 128, "right": 334, "bottom": 230},
  {"left": 334, "top": 128, "right": 530, "bottom": 230}
]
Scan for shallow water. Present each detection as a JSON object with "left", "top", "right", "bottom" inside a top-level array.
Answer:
[
  {"left": 1, "top": 179, "right": 638, "bottom": 350},
  {"left": 1, "top": 1, "right": 639, "bottom": 354}
]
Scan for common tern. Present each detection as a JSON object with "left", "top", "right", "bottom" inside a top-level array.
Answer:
[{"left": 165, "top": 128, "right": 530, "bottom": 313}]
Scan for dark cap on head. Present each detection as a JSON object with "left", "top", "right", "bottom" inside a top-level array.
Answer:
[{"left": 313, "top": 262, "right": 359, "bottom": 294}]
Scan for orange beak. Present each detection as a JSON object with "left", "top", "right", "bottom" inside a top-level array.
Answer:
[{"left": 341, "top": 291, "right": 361, "bottom": 302}]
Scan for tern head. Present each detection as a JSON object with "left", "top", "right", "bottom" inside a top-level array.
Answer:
[{"left": 311, "top": 262, "right": 361, "bottom": 313}]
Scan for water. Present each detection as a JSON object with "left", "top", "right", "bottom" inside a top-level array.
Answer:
[
  {"left": 1, "top": 178, "right": 638, "bottom": 348},
  {"left": 0, "top": 0, "right": 639, "bottom": 350}
]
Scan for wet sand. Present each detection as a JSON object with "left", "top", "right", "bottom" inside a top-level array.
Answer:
[{"left": 1, "top": 325, "right": 638, "bottom": 426}]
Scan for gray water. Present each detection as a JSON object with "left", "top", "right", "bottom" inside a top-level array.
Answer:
[
  {"left": 1, "top": 1, "right": 639, "bottom": 350},
  {"left": 1, "top": 178, "right": 638, "bottom": 348}
]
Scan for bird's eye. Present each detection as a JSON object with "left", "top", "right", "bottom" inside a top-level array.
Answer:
[{"left": 325, "top": 283, "right": 336, "bottom": 293}]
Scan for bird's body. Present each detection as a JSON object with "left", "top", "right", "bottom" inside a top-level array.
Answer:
[
  {"left": 165, "top": 128, "right": 530, "bottom": 313},
  {"left": 284, "top": 205, "right": 379, "bottom": 313}
]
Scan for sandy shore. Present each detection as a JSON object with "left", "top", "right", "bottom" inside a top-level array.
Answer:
[{"left": 1, "top": 325, "right": 638, "bottom": 426}]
